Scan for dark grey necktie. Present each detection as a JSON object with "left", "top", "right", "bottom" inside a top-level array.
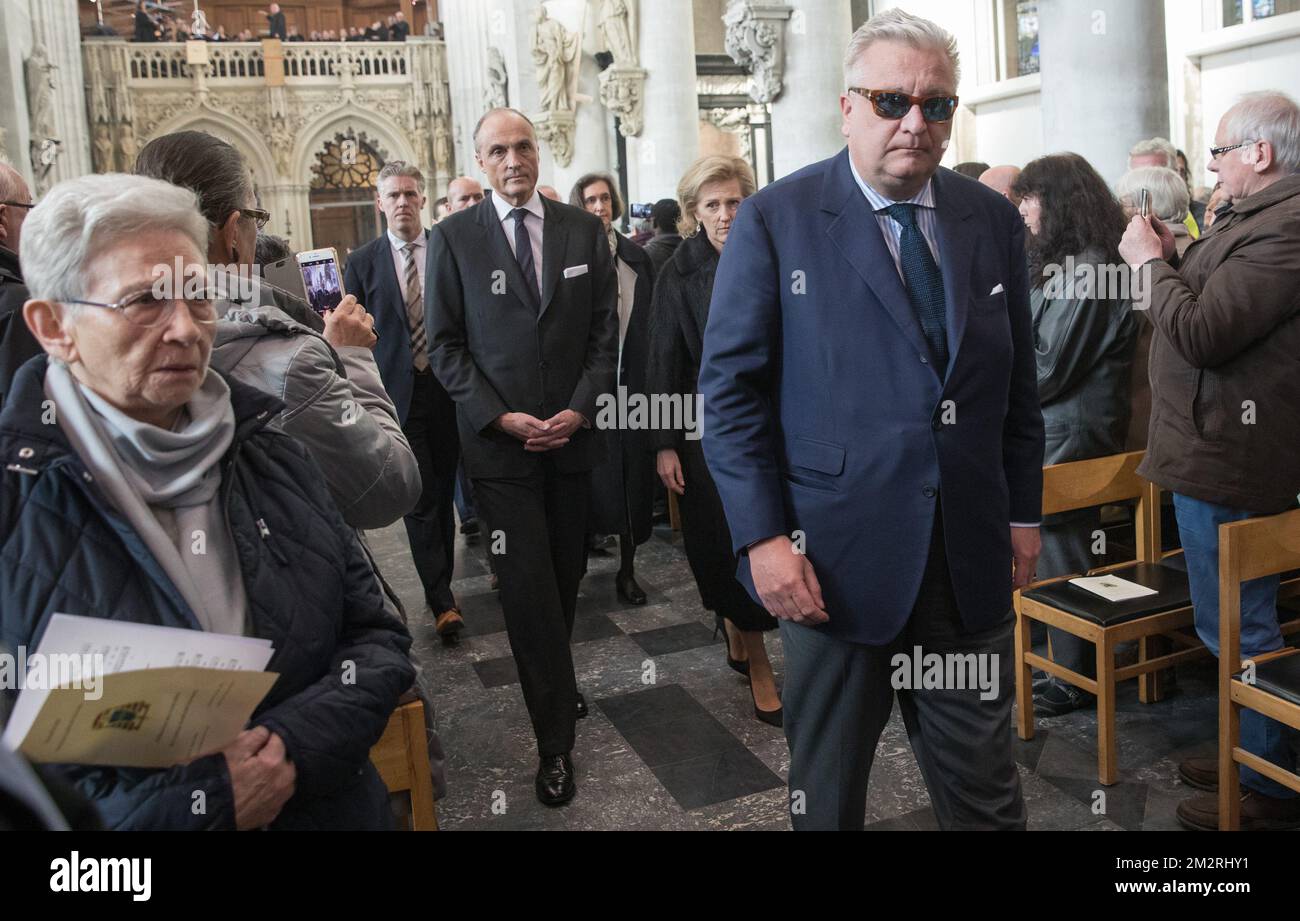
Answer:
[
  {"left": 882, "top": 203, "right": 948, "bottom": 373},
  {"left": 510, "top": 207, "right": 540, "bottom": 308}
]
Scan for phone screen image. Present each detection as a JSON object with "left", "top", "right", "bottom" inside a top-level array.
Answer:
[{"left": 299, "top": 254, "right": 344, "bottom": 316}]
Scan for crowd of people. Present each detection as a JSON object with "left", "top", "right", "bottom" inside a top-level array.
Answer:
[
  {"left": 3, "top": 7, "right": 1299, "bottom": 832},
  {"left": 129, "top": 2, "right": 413, "bottom": 44}
]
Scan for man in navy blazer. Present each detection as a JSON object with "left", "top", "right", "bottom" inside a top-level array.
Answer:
[
  {"left": 344, "top": 161, "right": 464, "bottom": 644},
  {"left": 700, "top": 9, "right": 1044, "bottom": 830}
]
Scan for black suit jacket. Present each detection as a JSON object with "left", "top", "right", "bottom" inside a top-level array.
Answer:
[
  {"left": 426, "top": 193, "right": 618, "bottom": 478},
  {"left": 343, "top": 229, "right": 433, "bottom": 425}
]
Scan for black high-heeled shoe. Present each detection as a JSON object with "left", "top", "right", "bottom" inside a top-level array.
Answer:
[
  {"left": 751, "top": 683, "right": 783, "bottom": 728},
  {"left": 713, "top": 615, "right": 749, "bottom": 676}
]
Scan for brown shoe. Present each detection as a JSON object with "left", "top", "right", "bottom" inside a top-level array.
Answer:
[
  {"left": 1178, "top": 756, "right": 1219, "bottom": 792},
  {"left": 1176, "top": 789, "right": 1300, "bottom": 831},
  {"left": 435, "top": 608, "right": 464, "bottom": 646}
]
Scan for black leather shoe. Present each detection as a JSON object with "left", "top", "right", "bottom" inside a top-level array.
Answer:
[
  {"left": 616, "top": 572, "right": 647, "bottom": 605},
  {"left": 576, "top": 692, "right": 588, "bottom": 720},
  {"left": 1033, "top": 677, "right": 1095, "bottom": 717},
  {"left": 535, "top": 753, "right": 576, "bottom": 807}
]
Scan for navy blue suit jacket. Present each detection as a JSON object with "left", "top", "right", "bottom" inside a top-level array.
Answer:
[
  {"left": 699, "top": 149, "right": 1044, "bottom": 645},
  {"left": 343, "top": 229, "right": 430, "bottom": 425}
]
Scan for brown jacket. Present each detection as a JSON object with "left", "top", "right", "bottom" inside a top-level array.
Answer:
[{"left": 1138, "top": 173, "right": 1300, "bottom": 513}]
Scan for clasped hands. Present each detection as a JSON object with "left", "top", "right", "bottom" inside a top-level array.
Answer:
[{"left": 495, "top": 409, "right": 584, "bottom": 451}]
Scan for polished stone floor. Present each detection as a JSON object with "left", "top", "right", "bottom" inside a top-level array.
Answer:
[{"left": 365, "top": 517, "right": 1236, "bottom": 831}]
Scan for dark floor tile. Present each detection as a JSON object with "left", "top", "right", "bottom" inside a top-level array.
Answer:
[
  {"left": 1040, "top": 774, "right": 1150, "bottom": 831},
  {"left": 629, "top": 621, "right": 718, "bottom": 657},
  {"left": 472, "top": 655, "right": 519, "bottom": 689},
  {"left": 652, "top": 747, "right": 784, "bottom": 810},
  {"left": 619, "top": 711, "right": 738, "bottom": 767},
  {"left": 596, "top": 683, "right": 706, "bottom": 730},
  {"left": 571, "top": 611, "right": 625, "bottom": 644}
]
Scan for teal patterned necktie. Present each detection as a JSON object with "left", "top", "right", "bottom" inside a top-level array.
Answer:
[{"left": 882, "top": 203, "right": 948, "bottom": 372}]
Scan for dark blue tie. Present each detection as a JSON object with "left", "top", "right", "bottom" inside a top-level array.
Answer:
[
  {"left": 881, "top": 203, "right": 948, "bottom": 372},
  {"left": 510, "top": 207, "right": 540, "bottom": 309}
]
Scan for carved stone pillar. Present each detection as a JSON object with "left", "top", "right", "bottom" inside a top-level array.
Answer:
[{"left": 726, "top": 0, "right": 852, "bottom": 180}]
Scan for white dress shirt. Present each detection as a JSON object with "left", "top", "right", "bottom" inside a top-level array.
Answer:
[
  {"left": 387, "top": 228, "right": 426, "bottom": 302},
  {"left": 848, "top": 155, "right": 941, "bottom": 277},
  {"left": 490, "top": 188, "right": 545, "bottom": 296}
]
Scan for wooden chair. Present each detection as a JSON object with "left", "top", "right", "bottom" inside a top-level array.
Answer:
[
  {"left": 1015, "top": 451, "right": 1199, "bottom": 785},
  {"left": 1218, "top": 508, "right": 1300, "bottom": 830},
  {"left": 370, "top": 698, "right": 439, "bottom": 831}
]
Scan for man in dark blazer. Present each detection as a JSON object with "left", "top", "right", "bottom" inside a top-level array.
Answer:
[
  {"left": 344, "top": 161, "right": 464, "bottom": 644},
  {"left": 699, "top": 9, "right": 1044, "bottom": 830},
  {"left": 427, "top": 108, "right": 618, "bottom": 807}
]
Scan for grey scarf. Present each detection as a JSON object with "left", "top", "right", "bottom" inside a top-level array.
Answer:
[{"left": 45, "top": 359, "right": 248, "bottom": 635}]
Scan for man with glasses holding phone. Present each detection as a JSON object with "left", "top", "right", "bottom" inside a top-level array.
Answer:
[
  {"left": 0, "top": 162, "right": 41, "bottom": 409},
  {"left": 700, "top": 8, "right": 1043, "bottom": 830},
  {"left": 1120, "top": 91, "right": 1300, "bottom": 832}
]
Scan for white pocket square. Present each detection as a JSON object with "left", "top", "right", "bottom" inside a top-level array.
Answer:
[
  {"left": 989, "top": 283, "right": 1005, "bottom": 295},
  {"left": 563, "top": 264, "right": 589, "bottom": 279}
]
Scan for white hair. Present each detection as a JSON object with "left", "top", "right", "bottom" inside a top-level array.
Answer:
[
  {"left": 20, "top": 173, "right": 208, "bottom": 303},
  {"left": 1115, "top": 166, "right": 1190, "bottom": 223},
  {"left": 1128, "top": 137, "right": 1177, "bottom": 168},
  {"left": 843, "top": 7, "right": 961, "bottom": 88},
  {"left": 1223, "top": 91, "right": 1300, "bottom": 175}
]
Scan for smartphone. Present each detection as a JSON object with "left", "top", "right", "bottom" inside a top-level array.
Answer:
[
  {"left": 296, "top": 247, "right": 345, "bottom": 316},
  {"left": 1139, "top": 188, "right": 1151, "bottom": 219}
]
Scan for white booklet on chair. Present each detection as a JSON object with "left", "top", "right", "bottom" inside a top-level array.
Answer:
[{"left": 1069, "top": 575, "right": 1159, "bottom": 602}]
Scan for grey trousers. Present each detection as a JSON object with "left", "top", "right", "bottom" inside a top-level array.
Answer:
[{"left": 781, "top": 512, "right": 1027, "bottom": 831}]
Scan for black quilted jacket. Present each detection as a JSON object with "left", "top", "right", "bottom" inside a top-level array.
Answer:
[{"left": 0, "top": 354, "right": 414, "bottom": 830}]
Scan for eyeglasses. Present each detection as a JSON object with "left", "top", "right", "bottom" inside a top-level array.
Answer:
[
  {"left": 1209, "top": 140, "right": 1257, "bottom": 161},
  {"left": 848, "top": 88, "right": 959, "bottom": 123},
  {"left": 240, "top": 207, "right": 271, "bottom": 230},
  {"left": 0, "top": 201, "right": 34, "bottom": 210},
  {"left": 63, "top": 288, "right": 222, "bottom": 328}
]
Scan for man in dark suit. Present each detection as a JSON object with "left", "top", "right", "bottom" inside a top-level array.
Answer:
[
  {"left": 391, "top": 11, "right": 411, "bottom": 42},
  {"left": 427, "top": 108, "right": 618, "bottom": 806},
  {"left": 344, "top": 161, "right": 464, "bottom": 644},
  {"left": 699, "top": 8, "right": 1044, "bottom": 831},
  {"left": 262, "top": 3, "right": 287, "bottom": 40}
]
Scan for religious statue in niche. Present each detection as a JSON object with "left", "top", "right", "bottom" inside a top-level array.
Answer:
[
  {"left": 117, "top": 122, "right": 139, "bottom": 171},
  {"left": 93, "top": 122, "right": 116, "bottom": 173},
  {"left": 484, "top": 46, "right": 509, "bottom": 110},
  {"left": 598, "top": 0, "right": 637, "bottom": 66},
  {"left": 26, "top": 45, "right": 62, "bottom": 190},
  {"left": 531, "top": 5, "right": 581, "bottom": 113}
]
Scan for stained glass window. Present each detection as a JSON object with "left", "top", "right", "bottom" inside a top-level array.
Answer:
[{"left": 310, "top": 134, "right": 382, "bottom": 190}]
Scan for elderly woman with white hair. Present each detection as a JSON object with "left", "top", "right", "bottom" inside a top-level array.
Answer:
[
  {"left": 0, "top": 173, "right": 414, "bottom": 830},
  {"left": 1116, "top": 165, "right": 1194, "bottom": 257}
]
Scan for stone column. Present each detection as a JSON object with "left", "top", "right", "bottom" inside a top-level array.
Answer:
[
  {"left": 627, "top": 0, "right": 699, "bottom": 203},
  {"left": 1039, "top": 0, "right": 1168, "bottom": 186},
  {"left": 29, "top": 0, "right": 93, "bottom": 186},
  {"left": 758, "top": 0, "right": 853, "bottom": 179}
]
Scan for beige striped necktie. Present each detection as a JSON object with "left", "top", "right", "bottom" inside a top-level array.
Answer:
[{"left": 402, "top": 242, "right": 428, "bottom": 372}]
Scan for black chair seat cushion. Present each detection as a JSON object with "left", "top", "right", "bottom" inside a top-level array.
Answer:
[
  {"left": 1022, "top": 562, "right": 1192, "bottom": 627},
  {"left": 1234, "top": 655, "right": 1300, "bottom": 709}
]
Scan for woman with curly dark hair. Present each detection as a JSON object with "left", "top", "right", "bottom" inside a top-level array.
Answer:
[{"left": 1012, "top": 153, "right": 1140, "bottom": 717}]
